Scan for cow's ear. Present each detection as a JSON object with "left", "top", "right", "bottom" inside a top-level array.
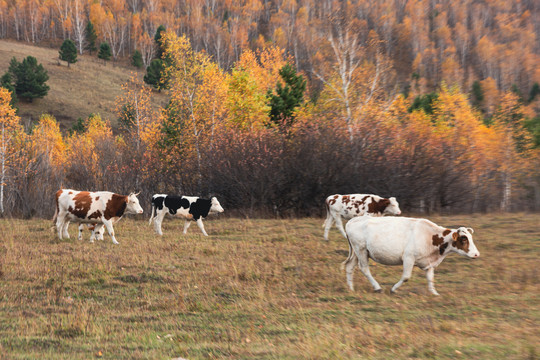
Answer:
[
  {"left": 452, "top": 232, "right": 458, "bottom": 241},
  {"left": 134, "top": 192, "right": 140, "bottom": 196},
  {"left": 467, "top": 227, "right": 474, "bottom": 234}
]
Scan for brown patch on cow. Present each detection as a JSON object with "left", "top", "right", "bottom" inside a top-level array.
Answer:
[
  {"left": 432, "top": 234, "right": 444, "bottom": 246},
  {"left": 328, "top": 198, "right": 336, "bottom": 206},
  {"left": 439, "top": 242, "right": 449, "bottom": 255},
  {"left": 88, "top": 210, "right": 102, "bottom": 219},
  {"left": 342, "top": 196, "right": 351, "bottom": 205},
  {"left": 69, "top": 191, "right": 92, "bottom": 218},
  {"left": 95, "top": 196, "right": 100, "bottom": 200},
  {"left": 368, "top": 198, "right": 390, "bottom": 214},
  {"left": 55, "top": 190, "right": 62, "bottom": 215},
  {"left": 361, "top": 196, "right": 369, "bottom": 202},
  {"left": 453, "top": 236, "right": 470, "bottom": 253},
  {"left": 104, "top": 194, "right": 128, "bottom": 220},
  {"left": 442, "top": 229, "right": 451, "bottom": 236},
  {"left": 68, "top": 191, "right": 73, "bottom": 195}
]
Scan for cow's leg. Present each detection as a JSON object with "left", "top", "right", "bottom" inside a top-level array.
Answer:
[
  {"left": 333, "top": 215, "right": 348, "bottom": 239},
  {"left": 425, "top": 267, "right": 439, "bottom": 296},
  {"left": 183, "top": 220, "right": 192, "bottom": 234},
  {"left": 78, "top": 224, "right": 84, "bottom": 241},
  {"left": 96, "top": 224, "right": 105, "bottom": 241},
  {"left": 323, "top": 211, "right": 335, "bottom": 241},
  {"left": 344, "top": 251, "right": 357, "bottom": 291},
  {"left": 56, "top": 214, "right": 65, "bottom": 239},
  {"left": 62, "top": 219, "right": 70, "bottom": 239},
  {"left": 153, "top": 210, "right": 166, "bottom": 236},
  {"left": 102, "top": 219, "right": 119, "bottom": 245},
  {"left": 391, "top": 256, "right": 415, "bottom": 293},
  {"left": 357, "top": 249, "right": 382, "bottom": 292},
  {"left": 195, "top": 218, "right": 208, "bottom": 236}
]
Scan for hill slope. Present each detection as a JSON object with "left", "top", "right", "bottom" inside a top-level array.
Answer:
[{"left": 0, "top": 40, "right": 154, "bottom": 130}]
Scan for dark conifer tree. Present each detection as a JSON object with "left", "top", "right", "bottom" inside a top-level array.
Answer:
[
  {"left": 98, "top": 42, "right": 112, "bottom": 64},
  {"left": 59, "top": 39, "right": 78, "bottom": 67},
  {"left": 267, "top": 63, "right": 306, "bottom": 129},
  {"left": 85, "top": 21, "right": 98, "bottom": 54}
]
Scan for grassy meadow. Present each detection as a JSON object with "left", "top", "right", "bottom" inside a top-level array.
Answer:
[{"left": 0, "top": 213, "right": 538, "bottom": 359}]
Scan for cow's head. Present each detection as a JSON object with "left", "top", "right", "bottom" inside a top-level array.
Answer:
[
  {"left": 209, "top": 197, "right": 224, "bottom": 214},
  {"left": 383, "top": 197, "right": 401, "bottom": 216},
  {"left": 451, "top": 227, "right": 480, "bottom": 258},
  {"left": 126, "top": 192, "right": 144, "bottom": 214}
]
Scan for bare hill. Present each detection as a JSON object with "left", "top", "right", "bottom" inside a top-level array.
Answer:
[{"left": 0, "top": 40, "right": 158, "bottom": 131}]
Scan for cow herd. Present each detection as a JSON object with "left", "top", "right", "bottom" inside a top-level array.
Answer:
[{"left": 52, "top": 189, "right": 480, "bottom": 295}]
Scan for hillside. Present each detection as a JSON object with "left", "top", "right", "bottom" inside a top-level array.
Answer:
[{"left": 0, "top": 40, "right": 161, "bottom": 130}]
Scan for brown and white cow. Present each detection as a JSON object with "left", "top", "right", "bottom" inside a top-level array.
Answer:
[
  {"left": 53, "top": 189, "right": 143, "bottom": 244},
  {"left": 323, "top": 194, "right": 401, "bottom": 241},
  {"left": 343, "top": 216, "right": 480, "bottom": 295}
]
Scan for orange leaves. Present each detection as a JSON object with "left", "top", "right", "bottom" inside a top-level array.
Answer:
[{"left": 29, "top": 114, "right": 66, "bottom": 168}]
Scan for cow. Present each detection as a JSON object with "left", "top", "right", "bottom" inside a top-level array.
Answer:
[
  {"left": 78, "top": 223, "right": 105, "bottom": 242},
  {"left": 323, "top": 194, "right": 401, "bottom": 241},
  {"left": 343, "top": 216, "right": 480, "bottom": 295},
  {"left": 149, "top": 194, "right": 224, "bottom": 236},
  {"left": 53, "top": 189, "right": 143, "bottom": 245}
]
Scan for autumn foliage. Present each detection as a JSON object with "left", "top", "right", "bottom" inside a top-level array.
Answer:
[{"left": 1, "top": 28, "right": 539, "bottom": 217}]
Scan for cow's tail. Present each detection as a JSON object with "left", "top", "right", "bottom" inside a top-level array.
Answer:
[
  {"left": 341, "top": 234, "right": 355, "bottom": 270},
  {"left": 322, "top": 198, "right": 330, "bottom": 228},
  {"left": 51, "top": 191, "right": 60, "bottom": 231},
  {"left": 148, "top": 198, "right": 156, "bottom": 225}
]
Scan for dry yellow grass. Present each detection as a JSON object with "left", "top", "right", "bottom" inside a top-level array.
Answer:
[
  {"left": 0, "top": 40, "right": 165, "bottom": 130},
  {"left": 0, "top": 213, "right": 538, "bottom": 359}
]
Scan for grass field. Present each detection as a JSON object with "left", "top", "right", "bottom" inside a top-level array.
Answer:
[
  {"left": 0, "top": 214, "right": 538, "bottom": 359},
  {"left": 0, "top": 40, "right": 165, "bottom": 130}
]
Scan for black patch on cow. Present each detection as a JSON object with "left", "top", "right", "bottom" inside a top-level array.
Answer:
[
  {"left": 163, "top": 196, "right": 191, "bottom": 216},
  {"left": 152, "top": 196, "right": 165, "bottom": 210},
  {"left": 189, "top": 198, "right": 212, "bottom": 220}
]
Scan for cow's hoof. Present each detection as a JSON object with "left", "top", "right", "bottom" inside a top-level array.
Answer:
[{"left": 374, "top": 288, "right": 383, "bottom": 293}]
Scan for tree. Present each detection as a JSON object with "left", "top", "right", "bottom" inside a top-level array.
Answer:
[
  {"left": 0, "top": 88, "right": 23, "bottom": 214},
  {"left": 98, "top": 42, "right": 112, "bottom": 64},
  {"left": 59, "top": 39, "right": 78, "bottom": 67},
  {"left": 471, "top": 81, "right": 484, "bottom": 108},
  {"left": 0, "top": 74, "right": 16, "bottom": 108},
  {"left": 144, "top": 59, "right": 164, "bottom": 90},
  {"left": 408, "top": 92, "right": 439, "bottom": 115},
  {"left": 132, "top": 50, "right": 143, "bottom": 68},
  {"left": 154, "top": 25, "right": 166, "bottom": 60},
  {"left": 267, "top": 63, "right": 306, "bottom": 129},
  {"left": 8, "top": 57, "right": 50, "bottom": 102},
  {"left": 85, "top": 21, "right": 98, "bottom": 54},
  {"left": 528, "top": 83, "right": 540, "bottom": 104}
]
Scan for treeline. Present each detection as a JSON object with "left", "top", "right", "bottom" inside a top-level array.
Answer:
[
  {"left": 1, "top": 0, "right": 539, "bottom": 100},
  {"left": 1, "top": 33, "right": 539, "bottom": 218}
]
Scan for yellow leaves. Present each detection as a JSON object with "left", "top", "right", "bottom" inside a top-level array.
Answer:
[{"left": 30, "top": 114, "right": 66, "bottom": 168}]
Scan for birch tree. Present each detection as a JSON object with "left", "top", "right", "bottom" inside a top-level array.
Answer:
[{"left": 0, "top": 88, "right": 23, "bottom": 215}]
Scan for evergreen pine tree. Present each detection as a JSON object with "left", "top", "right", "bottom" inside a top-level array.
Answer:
[
  {"left": 85, "top": 21, "right": 97, "bottom": 54},
  {"left": 0, "top": 73, "right": 17, "bottom": 108},
  {"left": 132, "top": 50, "right": 143, "bottom": 68},
  {"left": 8, "top": 56, "right": 49, "bottom": 102},
  {"left": 144, "top": 59, "right": 164, "bottom": 90},
  {"left": 528, "top": 82, "right": 540, "bottom": 104},
  {"left": 471, "top": 81, "right": 484, "bottom": 108},
  {"left": 154, "top": 25, "right": 166, "bottom": 59},
  {"left": 267, "top": 63, "right": 306, "bottom": 129},
  {"left": 59, "top": 39, "right": 78, "bottom": 67},
  {"left": 98, "top": 42, "right": 112, "bottom": 64}
]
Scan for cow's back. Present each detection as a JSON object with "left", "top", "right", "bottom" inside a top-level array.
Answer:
[
  {"left": 347, "top": 216, "right": 434, "bottom": 265},
  {"left": 327, "top": 193, "right": 381, "bottom": 219}
]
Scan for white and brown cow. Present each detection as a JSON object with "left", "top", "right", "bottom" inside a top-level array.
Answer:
[
  {"left": 53, "top": 189, "right": 143, "bottom": 244},
  {"left": 343, "top": 216, "right": 480, "bottom": 295},
  {"left": 149, "top": 194, "right": 224, "bottom": 236},
  {"left": 323, "top": 194, "right": 401, "bottom": 241}
]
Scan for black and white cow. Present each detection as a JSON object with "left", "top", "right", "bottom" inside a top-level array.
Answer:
[{"left": 149, "top": 194, "right": 224, "bottom": 236}]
